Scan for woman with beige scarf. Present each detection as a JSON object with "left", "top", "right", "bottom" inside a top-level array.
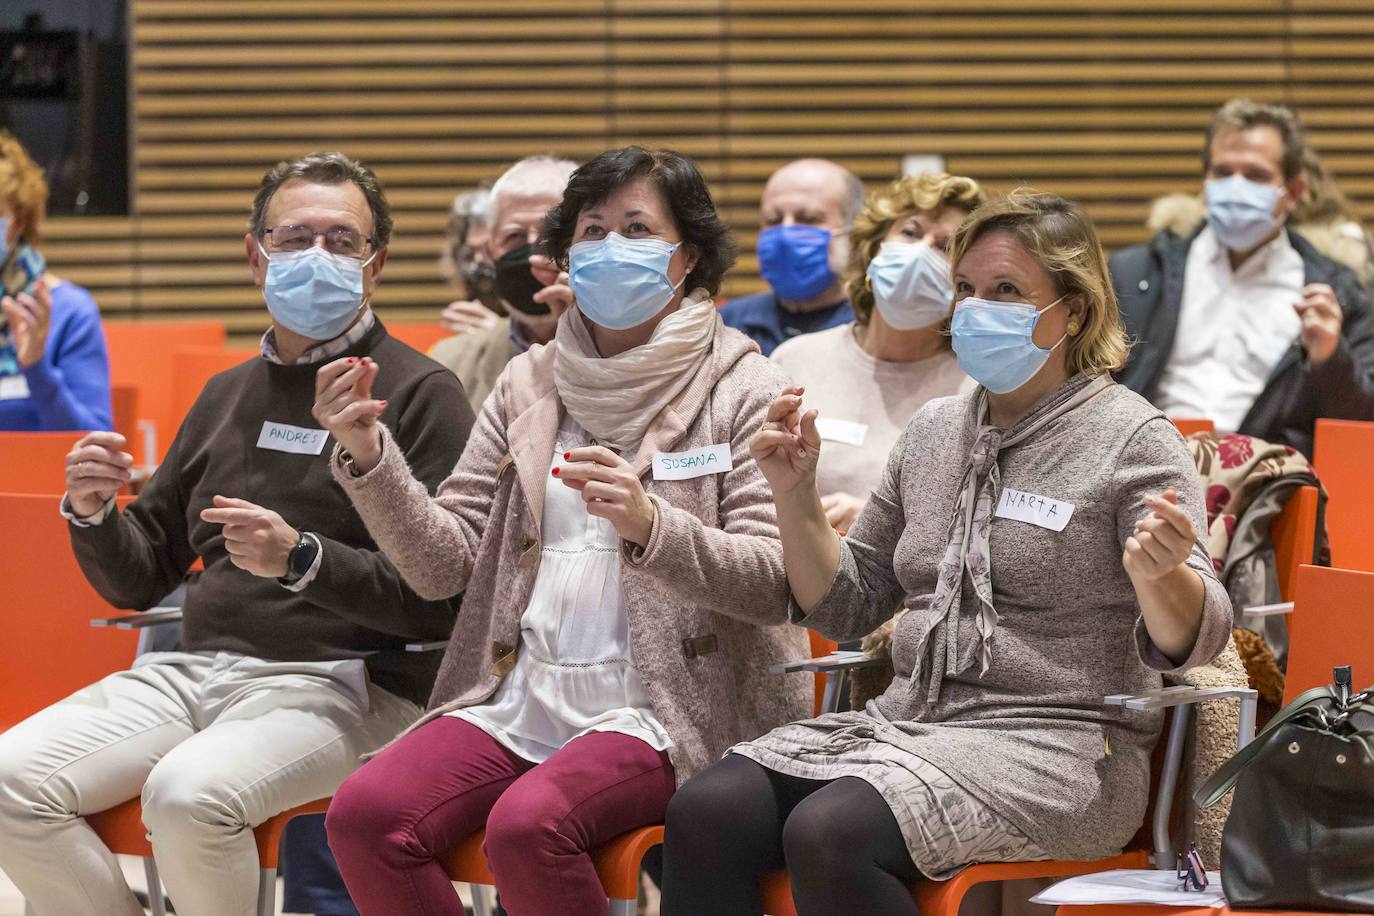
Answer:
[
  {"left": 661, "top": 191, "right": 1234, "bottom": 915},
  {"left": 310, "top": 146, "right": 810, "bottom": 916}
]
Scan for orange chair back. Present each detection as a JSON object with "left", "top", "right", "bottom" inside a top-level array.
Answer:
[
  {"left": 168, "top": 346, "right": 256, "bottom": 436},
  {"left": 1286, "top": 565, "right": 1374, "bottom": 702},
  {"left": 807, "top": 630, "right": 839, "bottom": 717},
  {"left": 384, "top": 321, "right": 451, "bottom": 355},
  {"left": 0, "top": 432, "right": 81, "bottom": 495},
  {"left": 1271, "top": 484, "right": 1321, "bottom": 604},
  {"left": 104, "top": 321, "right": 227, "bottom": 463},
  {"left": 1314, "top": 419, "right": 1374, "bottom": 571},
  {"left": 111, "top": 383, "right": 139, "bottom": 445},
  {"left": 0, "top": 492, "right": 138, "bottom": 731},
  {"left": 1171, "top": 418, "right": 1216, "bottom": 437}
]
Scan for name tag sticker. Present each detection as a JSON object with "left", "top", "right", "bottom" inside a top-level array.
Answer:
[
  {"left": 994, "top": 487, "right": 1075, "bottom": 532},
  {"left": 256, "top": 421, "right": 329, "bottom": 456},
  {"left": 0, "top": 375, "right": 30, "bottom": 401},
  {"left": 653, "top": 442, "right": 733, "bottom": 481},
  {"left": 815, "top": 418, "right": 869, "bottom": 447}
]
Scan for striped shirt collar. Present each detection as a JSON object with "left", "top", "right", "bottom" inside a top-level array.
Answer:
[{"left": 260, "top": 308, "right": 376, "bottom": 366}]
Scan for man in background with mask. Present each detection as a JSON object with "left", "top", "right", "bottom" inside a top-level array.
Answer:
[
  {"left": 0, "top": 152, "right": 472, "bottom": 916},
  {"left": 720, "top": 157, "right": 866, "bottom": 356},
  {"left": 430, "top": 154, "right": 577, "bottom": 412},
  {"left": 1112, "top": 98, "right": 1374, "bottom": 455},
  {"left": 437, "top": 183, "right": 505, "bottom": 336}
]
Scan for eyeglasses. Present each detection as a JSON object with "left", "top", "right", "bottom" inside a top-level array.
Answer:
[
  {"left": 1177, "top": 843, "right": 1208, "bottom": 893},
  {"left": 262, "top": 225, "right": 376, "bottom": 259}
]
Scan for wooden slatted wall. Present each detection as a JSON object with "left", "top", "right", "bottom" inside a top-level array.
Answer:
[{"left": 41, "top": 0, "right": 1374, "bottom": 342}]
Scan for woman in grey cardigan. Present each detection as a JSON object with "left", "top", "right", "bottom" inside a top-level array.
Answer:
[{"left": 661, "top": 191, "right": 1233, "bottom": 916}]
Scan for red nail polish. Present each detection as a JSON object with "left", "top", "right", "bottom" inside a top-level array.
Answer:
[
  {"left": 347, "top": 358, "right": 356, "bottom": 364},
  {"left": 551, "top": 467, "right": 560, "bottom": 476},
  {"left": 563, "top": 452, "right": 570, "bottom": 460}
]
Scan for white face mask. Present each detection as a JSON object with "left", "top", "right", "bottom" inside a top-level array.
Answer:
[
  {"left": 865, "top": 241, "right": 954, "bottom": 330},
  {"left": 1204, "top": 175, "right": 1285, "bottom": 252}
]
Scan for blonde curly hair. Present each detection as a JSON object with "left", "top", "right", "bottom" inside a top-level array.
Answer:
[
  {"left": 844, "top": 172, "right": 985, "bottom": 325},
  {"left": 0, "top": 132, "right": 48, "bottom": 244}
]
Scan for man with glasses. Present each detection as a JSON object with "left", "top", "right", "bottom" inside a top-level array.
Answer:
[
  {"left": 429, "top": 154, "right": 577, "bottom": 411},
  {"left": 0, "top": 152, "right": 473, "bottom": 916}
]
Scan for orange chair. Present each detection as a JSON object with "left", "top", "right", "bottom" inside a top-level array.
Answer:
[
  {"left": 1271, "top": 484, "right": 1321, "bottom": 605},
  {"left": 1054, "top": 563, "right": 1374, "bottom": 916},
  {"left": 86, "top": 796, "right": 332, "bottom": 916},
  {"left": 384, "top": 320, "right": 451, "bottom": 354},
  {"left": 444, "top": 825, "right": 662, "bottom": 916},
  {"left": 110, "top": 383, "right": 139, "bottom": 447},
  {"left": 1313, "top": 419, "right": 1374, "bottom": 571},
  {"left": 1171, "top": 418, "right": 1216, "bottom": 437},
  {"left": 443, "top": 636, "right": 838, "bottom": 914},
  {"left": 167, "top": 346, "right": 256, "bottom": 438},
  {"left": 104, "top": 321, "right": 226, "bottom": 465},
  {"left": 0, "top": 492, "right": 140, "bottom": 731},
  {"left": 0, "top": 432, "right": 83, "bottom": 495}
]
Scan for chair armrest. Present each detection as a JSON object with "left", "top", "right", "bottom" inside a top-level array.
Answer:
[
  {"left": 1105, "top": 684, "right": 1259, "bottom": 869},
  {"left": 768, "top": 650, "right": 889, "bottom": 676},
  {"left": 1105, "top": 685, "right": 1258, "bottom": 711},
  {"left": 404, "top": 640, "right": 449, "bottom": 653},
  {"left": 90, "top": 607, "right": 184, "bottom": 630},
  {"left": 1241, "top": 601, "right": 1294, "bottom": 618}
]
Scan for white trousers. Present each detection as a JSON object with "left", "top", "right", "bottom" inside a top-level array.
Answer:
[{"left": 0, "top": 651, "right": 420, "bottom": 916}]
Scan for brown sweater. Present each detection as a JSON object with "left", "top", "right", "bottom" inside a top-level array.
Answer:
[
  {"left": 334, "top": 318, "right": 813, "bottom": 783},
  {"left": 69, "top": 320, "right": 474, "bottom": 706}
]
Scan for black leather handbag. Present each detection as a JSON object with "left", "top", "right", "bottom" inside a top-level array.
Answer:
[{"left": 1195, "top": 667, "right": 1374, "bottom": 912}]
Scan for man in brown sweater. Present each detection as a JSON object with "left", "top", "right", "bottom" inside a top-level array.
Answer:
[{"left": 0, "top": 152, "right": 473, "bottom": 916}]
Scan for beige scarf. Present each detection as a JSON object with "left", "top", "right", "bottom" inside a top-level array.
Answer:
[{"left": 553, "top": 290, "right": 719, "bottom": 452}]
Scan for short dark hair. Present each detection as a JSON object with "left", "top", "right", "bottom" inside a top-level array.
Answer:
[
  {"left": 1203, "top": 98, "right": 1305, "bottom": 182},
  {"left": 540, "top": 146, "right": 736, "bottom": 295},
  {"left": 249, "top": 151, "right": 394, "bottom": 248}
]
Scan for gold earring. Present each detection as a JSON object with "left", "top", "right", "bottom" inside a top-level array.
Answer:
[{"left": 1068, "top": 320, "right": 1080, "bottom": 335}]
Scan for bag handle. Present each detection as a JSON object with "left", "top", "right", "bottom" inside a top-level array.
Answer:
[{"left": 1193, "top": 685, "right": 1336, "bottom": 809}]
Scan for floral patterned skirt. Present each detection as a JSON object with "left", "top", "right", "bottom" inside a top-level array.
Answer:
[{"left": 731, "top": 711, "right": 1049, "bottom": 878}]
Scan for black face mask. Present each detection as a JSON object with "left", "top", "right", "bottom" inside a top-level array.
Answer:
[{"left": 493, "top": 243, "right": 550, "bottom": 317}]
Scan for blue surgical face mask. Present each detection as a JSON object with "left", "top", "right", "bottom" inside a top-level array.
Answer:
[
  {"left": 950, "top": 295, "right": 1067, "bottom": 394},
  {"left": 1204, "top": 175, "right": 1285, "bottom": 252},
  {"left": 757, "top": 224, "right": 839, "bottom": 302},
  {"left": 259, "top": 243, "right": 374, "bottom": 340},
  {"left": 866, "top": 241, "right": 953, "bottom": 330},
  {"left": 568, "top": 232, "right": 684, "bottom": 330}
]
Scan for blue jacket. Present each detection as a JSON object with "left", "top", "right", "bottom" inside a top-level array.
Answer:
[
  {"left": 718, "top": 291, "right": 853, "bottom": 357},
  {"left": 0, "top": 282, "right": 113, "bottom": 431}
]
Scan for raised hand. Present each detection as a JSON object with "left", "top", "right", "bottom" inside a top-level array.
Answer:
[
  {"left": 1123, "top": 487, "right": 1197, "bottom": 583},
  {"left": 199, "top": 495, "right": 299, "bottom": 578},
  {"left": 312, "top": 356, "right": 384, "bottom": 473},
  {"left": 440, "top": 298, "right": 500, "bottom": 335},
  {"left": 749, "top": 386, "right": 821, "bottom": 496},
  {"left": 821, "top": 491, "right": 865, "bottom": 533},
  {"left": 553, "top": 445, "right": 656, "bottom": 547},
  {"left": 65, "top": 430, "right": 134, "bottom": 516},
  {"left": 530, "top": 254, "right": 573, "bottom": 316},
  {"left": 2, "top": 277, "right": 52, "bottom": 368},
  {"left": 1294, "top": 282, "right": 1342, "bottom": 366}
]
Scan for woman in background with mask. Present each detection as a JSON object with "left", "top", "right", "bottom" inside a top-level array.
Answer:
[
  {"left": 0, "top": 131, "right": 112, "bottom": 431},
  {"left": 317, "top": 146, "right": 811, "bottom": 916},
  {"left": 660, "top": 191, "right": 1233, "bottom": 916},
  {"left": 770, "top": 172, "right": 982, "bottom": 532}
]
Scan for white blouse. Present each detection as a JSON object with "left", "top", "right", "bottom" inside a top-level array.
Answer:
[{"left": 448, "top": 415, "right": 673, "bottom": 761}]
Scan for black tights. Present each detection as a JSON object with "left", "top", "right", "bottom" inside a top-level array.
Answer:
[{"left": 660, "top": 753, "right": 920, "bottom": 916}]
